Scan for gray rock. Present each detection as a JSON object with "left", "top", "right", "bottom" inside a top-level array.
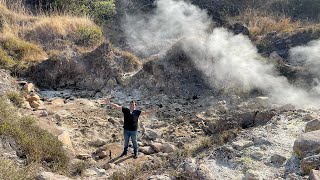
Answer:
[
  {"left": 254, "top": 110, "right": 276, "bottom": 126},
  {"left": 140, "top": 146, "right": 155, "bottom": 155},
  {"left": 145, "top": 129, "right": 161, "bottom": 140},
  {"left": 309, "top": 169, "right": 320, "bottom": 180},
  {"left": 148, "top": 174, "right": 171, "bottom": 180},
  {"left": 40, "top": 110, "right": 48, "bottom": 117},
  {"left": 251, "top": 151, "right": 264, "bottom": 160},
  {"left": 183, "top": 158, "right": 197, "bottom": 174},
  {"left": 244, "top": 170, "right": 261, "bottom": 180},
  {"left": 306, "top": 119, "right": 320, "bottom": 132},
  {"left": 253, "top": 137, "right": 272, "bottom": 146},
  {"left": 150, "top": 142, "right": 163, "bottom": 153},
  {"left": 254, "top": 97, "right": 271, "bottom": 108},
  {"left": 304, "top": 113, "right": 318, "bottom": 121},
  {"left": 270, "top": 154, "right": 287, "bottom": 165},
  {"left": 161, "top": 143, "right": 176, "bottom": 153},
  {"left": 293, "top": 130, "right": 320, "bottom": 158},
  {"left": 89, "top": 139, "right": 106, "bottom": 147},
  {"left": 232, "top": 140, "right": 254, "bottom": 150},
  {"left": 35, "top": 172, "right": 72, "bottom": 180},
  {"left": 301, "top": 154, "right": 320, "bottom": 174},
  {"left": 196, "top": 164, "right": 215, "bottom": 180}
]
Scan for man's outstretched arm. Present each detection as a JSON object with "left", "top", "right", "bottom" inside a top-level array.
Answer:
[{"left": 102, "top": 98, "right": 122, "bottom": 111}]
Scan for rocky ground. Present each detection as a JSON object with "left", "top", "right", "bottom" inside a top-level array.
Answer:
[{"left": 3, "top": 82, "right": 315, "bottom": 179}]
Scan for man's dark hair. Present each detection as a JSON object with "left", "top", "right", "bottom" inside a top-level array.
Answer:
[{"left": 130, "top": 101, "right": 136, "bottom": 105}]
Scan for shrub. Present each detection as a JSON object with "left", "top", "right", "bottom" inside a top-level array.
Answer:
[
  {"left": 75, "top": 26, "right": 103, "bottom": 46},
  {"left": 6, "top": 91, "right": 24, "bottom": 107},
  {"left": 25, "top": 0, "right": 116, "bottom": 24},
  {"left": 0, "top": 48, "right": 15, "bottom": 68},
  {"left": 91, "top": 0, "right": 116, "bottom": 24},
  {"left": 0, "top": 159, "right": 39, "bottom": 180}
]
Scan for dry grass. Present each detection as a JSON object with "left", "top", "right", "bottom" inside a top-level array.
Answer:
[
  {"left": 0, "top": 1, "right": 103, "bottom": 71},
  {"left": 229, "top": 9, "right": 320, "bottom": 37},
  {"left": 0, "top": 97, "right": 69, "bottom": 173},
  {"left": 0, "top": 159, "right": 39, "bottom": 180}
]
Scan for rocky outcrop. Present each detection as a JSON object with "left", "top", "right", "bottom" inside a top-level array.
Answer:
[{"left": 27, "top": 42, "right": 141, "bottom": 92}]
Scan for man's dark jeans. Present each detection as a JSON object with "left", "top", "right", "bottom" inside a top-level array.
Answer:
[{"left": 123, "top": 129, "right": 138, "bottom": 156}]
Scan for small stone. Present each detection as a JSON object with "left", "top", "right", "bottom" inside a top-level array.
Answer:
[
  {"left": 89, "top": 139, "right": 106, "bottom": 147},
  {"left": 40, "top": 110, "right": 48, "bottom": 117},
  {"left": 244, "top": 170, "right": 261, "bottom": 180},
  {"left": 301, "top": 154, "right": 320, "bottom": 174},
  {"left": 30, "top": 101, "right": 40, "bottom": 109},
  {"left": 309, "top": 169, "right": 320, "bottom": 180},
  {"left": 251, "top": 151, "right": 264, "bottom": 160},
  {"left": 148, "top": 174, "right": 172, "bottom": 180},
  {"left": 103, "top": 163, "right": 116, "bottom": 170},
  {"left": 27, "top": 93, "right": 40, "bottom": 102},
  {"left": 76, "top": 153, "right": 91, "bottom": 160},
  {"left": 150, "top": 142, "right": 163, "bottom": 153},
  {"left": 270, "top": 154, "right": 287, "bottom": 165},
  {"left": 232, "top": 140, "right": 254, "bottom": 150},
  {"left": 35, "top": 172, "right": 71, "bottom": 180},
  {"left": 95, "top": 151, "right": 108, "bottom": 160},
  {"left": 140, "top": 146, "right": 155, "bottom": 155}
]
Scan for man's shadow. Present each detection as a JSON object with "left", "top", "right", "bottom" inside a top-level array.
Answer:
[{"left": 108, "top": 155, "right": 134, "bottom": 164}]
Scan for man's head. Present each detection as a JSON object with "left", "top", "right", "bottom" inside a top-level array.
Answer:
[{"left": 129, "top": 101, "right": 136, "bottom": 111}]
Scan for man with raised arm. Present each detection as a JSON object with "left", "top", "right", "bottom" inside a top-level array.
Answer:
[{"left": 102, "top": 99, "right": 157, "bottom": 159}]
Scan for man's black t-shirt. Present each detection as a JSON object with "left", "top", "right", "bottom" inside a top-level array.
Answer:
[{"left": 122, "top": 107, "right": 141, "bottom": 131}]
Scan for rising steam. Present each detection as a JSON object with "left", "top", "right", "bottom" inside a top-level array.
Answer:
[{"left": 124, "top": 0, "right": 320, "bottom": 108}]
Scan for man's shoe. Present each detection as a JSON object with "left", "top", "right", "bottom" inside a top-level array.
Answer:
[
  {"left": 119, "top": 152, "right": 127, "bottom": 157},
  {"left": 133, "top": 154, "right": 138, "bottom": 159}
]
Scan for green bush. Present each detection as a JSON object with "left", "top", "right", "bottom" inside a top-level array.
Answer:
[
  {"left": 75, "top": 26, "right": 103, "bottom": 46},
  {"left": 91, "top": 1, "right": 116, "bottom": 24},
  {"left": 27, "top": 0, "right": 116, "bottom": 24}
]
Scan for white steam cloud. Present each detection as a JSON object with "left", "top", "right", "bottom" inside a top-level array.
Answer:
[
  {"left": 290, "top": 40, "right": 320, "bottom": 94},
  {"left": 124, "top": 0, "right": 320, "bottom": 108}
]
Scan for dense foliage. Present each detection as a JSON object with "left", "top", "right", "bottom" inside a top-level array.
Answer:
[{"left": 25, "top": 0, "right": 116, "bottom": 23}]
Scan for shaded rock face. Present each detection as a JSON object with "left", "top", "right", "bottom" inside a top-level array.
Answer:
[
  {"left": 257, "top": 30, "right": 320, "bottom": 59},
  {"left": 128, "top": 39, "right": 213, "bottom": 97},
  {"left": 27, "top": 43, "right": 140, "bottom": 91}
]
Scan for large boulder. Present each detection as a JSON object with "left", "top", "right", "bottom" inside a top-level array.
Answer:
[
  {"left": 293, "top": 130, "right": 320, "bottom": 158},
  {"left": 306, "top": 119, "right": 320, "bottom": 132}
]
